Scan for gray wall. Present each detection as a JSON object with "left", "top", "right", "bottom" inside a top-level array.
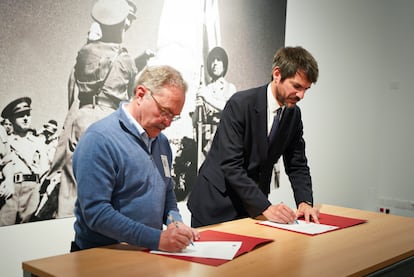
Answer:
[{"left": 1, "top": 0, "right": 414, "bottom": 276}]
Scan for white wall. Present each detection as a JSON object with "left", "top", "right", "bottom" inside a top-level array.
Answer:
[
  {"left": 277, "top": 0, "right": 414, "bottom": 218},
  {"left": 2, "top": 1, "right": 414, "bottom": 276}
]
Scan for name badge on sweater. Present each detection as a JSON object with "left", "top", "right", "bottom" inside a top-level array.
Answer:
[{"left": 161, "top": 155, "right": 171, "bottom": 177}]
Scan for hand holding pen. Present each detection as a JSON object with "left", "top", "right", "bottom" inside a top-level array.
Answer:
[
  {"left": 263, "top": 202, "right": 297, "bottom": 224},
  {"left": 158, "top": 215, "right": 199, "bottom": 252},
  {"left": 168, "top": 215, "right": 195, "bottom": 246}
]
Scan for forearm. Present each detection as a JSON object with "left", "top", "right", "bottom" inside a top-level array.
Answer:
[{"left": 284, "top": 136, "right": 313, "bottom": 205}]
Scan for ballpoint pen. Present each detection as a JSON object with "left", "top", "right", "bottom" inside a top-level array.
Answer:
[{"left": 168, "top": 215, "right": 194, "bottom": 246}]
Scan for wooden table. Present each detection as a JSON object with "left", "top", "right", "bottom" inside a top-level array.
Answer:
[{"left": 22, "top": 205, "right": 414, "bottom": 277}]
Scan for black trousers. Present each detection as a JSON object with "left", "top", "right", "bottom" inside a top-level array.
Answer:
[{"left": 70, "top": 241, "right": 81, "bottom": 252}]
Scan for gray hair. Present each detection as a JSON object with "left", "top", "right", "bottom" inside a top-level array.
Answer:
[{"left": 135, "top": 65, "right": 188, "bottom": 95}]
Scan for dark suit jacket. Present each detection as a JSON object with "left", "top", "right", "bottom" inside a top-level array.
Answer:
[{"left": 187, "top": 85, "right": 313, "bottom": 227}]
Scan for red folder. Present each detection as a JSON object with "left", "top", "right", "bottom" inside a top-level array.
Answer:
[
  {"left": 258, "top": 213, "right": 367, "bottom": 235},
  {"left": 317, "top": 213, "right": 367, "bottom": 229},
  {"left": 151, "top": 230, "right": 273, "bottom": 266}
]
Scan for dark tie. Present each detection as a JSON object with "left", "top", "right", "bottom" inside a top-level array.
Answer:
[{"left": 268, "top": 108, "right": 282, "bottom": 143}]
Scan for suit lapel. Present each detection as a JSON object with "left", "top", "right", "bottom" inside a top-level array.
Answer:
[{"left": 255, "top": 87, "right": 268, "bottom": 159}]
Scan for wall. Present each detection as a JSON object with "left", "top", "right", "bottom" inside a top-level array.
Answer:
[
  {"left": 1, "top": 0, "right": 414, "bottom": 276},
  {"left": 278, "top": 0, "right": 414, "bottom": 218}
]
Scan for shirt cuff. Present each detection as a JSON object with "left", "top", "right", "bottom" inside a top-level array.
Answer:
[{"left": 166, "top": 210, "right": 183, "bottom": 224}]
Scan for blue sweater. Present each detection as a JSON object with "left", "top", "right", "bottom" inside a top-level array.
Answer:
[{"left": 73, "top": 104, "right": 181, "bottom": 250}]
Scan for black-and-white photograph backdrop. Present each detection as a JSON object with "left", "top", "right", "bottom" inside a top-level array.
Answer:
[{"left": 0, "top": 0, "right": 286, "bottom": 226}]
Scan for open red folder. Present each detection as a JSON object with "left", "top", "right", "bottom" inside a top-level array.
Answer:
[
  {"left": 150, "top": 229, "right": 273, "bottom": 266},
  {"left": 257, "top": 213, "right": 367, "bottom": 235},
  {"left": 317, "top": 213, "right": 367, "bottom": 229}
]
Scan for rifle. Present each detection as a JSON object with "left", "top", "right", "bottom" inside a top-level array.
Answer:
[{"left": 196, "top": 65, "right": 205, "bottom": 170}]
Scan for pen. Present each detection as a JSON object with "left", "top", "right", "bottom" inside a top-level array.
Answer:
[
  {"left": 280, "top": 201, "right": 298, "bottom": 224},
  {"left": 168, "top": 215, "right": 194, "bottom": 246}
]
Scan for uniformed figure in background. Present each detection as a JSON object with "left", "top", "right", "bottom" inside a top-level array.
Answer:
[
  {"left": 1, "top": 118, "right": 13, "bottom": 136},
  {"left": 0, "top": 97, "right": 49, "bottom": 225},
  {"left": 38, "top": 0, "right": 138, "bottom": 220},
  {"left": 38, "top": 119, "right": 59, "bottom": 166},
  {"left": 0, "top": 118, "right": 13, "bottom": 212},
  {"left": 171, "top": 136, "right": 197, "bottom": 202},
  {"left": 193, "top": 46, "right": 236, "bottom": 164}
]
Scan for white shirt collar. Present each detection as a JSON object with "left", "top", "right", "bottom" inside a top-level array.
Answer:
[
  {"left": 267, "top": 83, "right": 279, "bottom": 114},
  {"left": 122, "top": 103, "right": 153, "bottom": 149},
  {"left": 266, "top": 84, "right": 285, "bottom": 134},
  {"left": 122, "top": 103, "right": 145, "bottom": 135}
]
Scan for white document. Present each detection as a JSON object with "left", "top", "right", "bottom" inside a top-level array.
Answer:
[
  {"left": 150, "top": 241, "right": 242, "bottom": 260},
  {"left": 260, "top": 220, "right": 338, "bottom": 235}
]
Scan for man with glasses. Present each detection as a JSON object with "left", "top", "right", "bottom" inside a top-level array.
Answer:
[
  {"left": 71, "top": 65, "right": 199, "bottom": 252},
  {"left": 0, "top": 97, "right": 49, "bottom": 225},
  {"left": 148, "top": 91, "right": 181, "bottom": 122}
]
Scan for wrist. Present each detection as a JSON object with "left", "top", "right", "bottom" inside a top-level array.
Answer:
[{"left": 299, "top": 201, "right": 313, "bottom": 209}]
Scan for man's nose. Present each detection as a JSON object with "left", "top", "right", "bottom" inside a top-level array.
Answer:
[
  {"left": 162, "top": 117, "right": 172, "bottom": 127},
  {"left": 296, "top": 90, "right": 305, "bottom": 99}
]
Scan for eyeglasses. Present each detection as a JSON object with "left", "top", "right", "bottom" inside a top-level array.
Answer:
[{"left": 149, "top": 90, "right": 181, "bottom": 122}]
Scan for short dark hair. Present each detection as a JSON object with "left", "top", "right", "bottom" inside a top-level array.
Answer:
[{"left": 271, "top": 46, "right": 319, "bottom": 83}]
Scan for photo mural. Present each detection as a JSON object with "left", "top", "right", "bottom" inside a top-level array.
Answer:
[{"left": 0, "top": 0, "right": 286, "bottom": 226}]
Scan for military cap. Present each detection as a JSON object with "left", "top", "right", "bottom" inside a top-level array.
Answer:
[
  {"left": 91, "top": 0, "right": 130, "bottom": 26},
  {"left": 206, "top": 46, "right": 229, "bottom": 78},
  {"left": 1, "top": 97, "right": 32, "bottom": 119}
]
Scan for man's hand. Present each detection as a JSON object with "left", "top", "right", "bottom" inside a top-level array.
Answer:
[
  {"left": 158, "top": 222, "right": 200, "bottom": 252},
  {"left": 262, "top": 203, "right": 296, "bottom": 224},
  {"left": 195, "top": 95, "right": 205, "bottom": 107},
  {"left": 296, "top": 202, "right": 320, "bottom": 223}
]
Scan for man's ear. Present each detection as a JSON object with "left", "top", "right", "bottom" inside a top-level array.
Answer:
[
  {"left": 134, "top": 85, "right": 146, "bottom": 99},
  {"left": 272, "top": 66, "right": 281, "bottom": 82}
]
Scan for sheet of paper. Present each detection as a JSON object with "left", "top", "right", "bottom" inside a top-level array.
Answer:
[
  {"left": 150, "top": 241, "right": 242, "bottom": 260},
  {"left": 260, "top": 220, "right": 339, "bottom": 235}
]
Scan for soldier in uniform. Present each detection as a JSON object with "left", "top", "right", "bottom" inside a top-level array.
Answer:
[
  {"left": 1, "top": 117, "right": 13, "bottom": 136},
  {"left": 194, "top": 46, "right": 236, "bottom": 161},
  {"left": 38, "top": 0, "right": 138, "bottom": 220},
  {"left": 0, "top": 97, "right": 49, "bottom": 225},
  {"left": 0, "top": 118, "right": 13, "bottom": 211},
  {"left": 38, "top": 119, "right": 59, "bottom": 166}
]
